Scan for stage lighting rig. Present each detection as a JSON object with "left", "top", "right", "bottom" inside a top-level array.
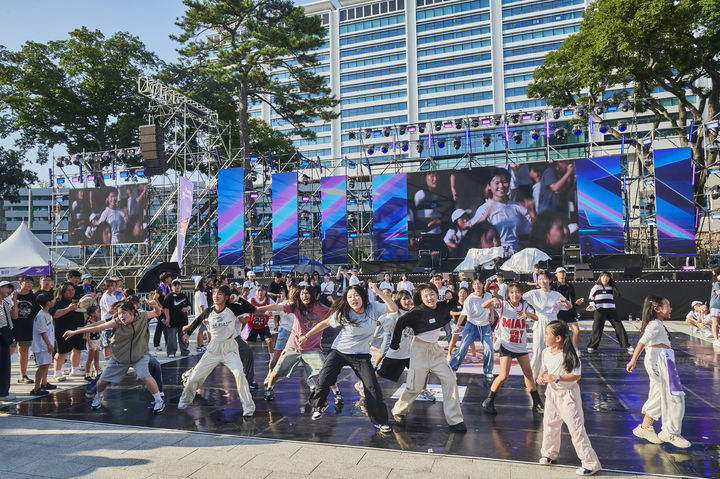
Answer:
[
  {"left": 482, "top": 133, "right": 491, "bottom": 147},
  {"left": 365, "top": 129, "right": 372, "bottom": 139},
  {"left": 455, "top": 119, "right": 463, "bottom": 130},
  {"left": 512, "top": 130, "right": 522, "bottom": 144},
  {"left": 416, "top": 141, "right": 424, "bottom": 153},
  {"left": 555, "top": 128, "right": 566, "bottom": 140},
  {"left": 383, "top": 127, "right": 391, "bottom": 137},
  {"left": 572, "top": 124, "right": 583, "bottom": 136},
  {"left": 453, "top": 137, "right": 462, "bottom": 150},
  {"left": 417, "top": 123, "right": 426, "bottom": 133},
  {"left": 471, "top": 117, "right": 479, "bottom": 128},
  {"left": 531, "top": 129, "right": 540, "bottom": 140},
  {"left": 399, "top": 125, "right": 407, "bottom": 135},
  {"left": 552, "top": 108, "right": 562, "bottom": 120},
  {"left": 381, "top": 144, "right": 389, "bottom": 154},
  {"left": 434, "top": 121, "right": 442, "bottom": 132},
  {"left": 595, "top": 103, "right": 604, "bottom": 115},
  {"left": 348, "top": 131, "right": 356, "bottom": 140},
  {"left": 510, "top": 113, "right": 520, "bottom": 124},
  {"left": 401, "top": 141, "right": 409, "bottom": 152},
  {"left": 493, "top": 115, "right": 503, "bottom": 126},
  {"left": 617, "top": 120, "right": 628, "bottom": 132}
]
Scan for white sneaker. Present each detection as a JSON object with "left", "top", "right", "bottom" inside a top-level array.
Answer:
[
  {"left": 632, "top": 424, "right": 663, "bottom": 444},
  {"left": 418, "top": 389, "right": 436, "bottom": 402},
  {"left": 576, "top": 467, "right": 600, "bottom": 476},
  {"left": 627, "top": 346, "right": 635, "bottom": 354},
  {"left": 713, "top": 340, "right": 720, "bottom": 348},
  {"left": 70, "top": 369, "right": 85, "bottom": 377},
  {"left": 152, "top": 399, "right": 165, "bottom": 414},
  {"left": 587, "top": 348, "right": 595, "bottom": 353},
  {"left": 657, "top": 430, "right": 691, "bottom": 448},
  {"left": 485, "top": 373, "right": 494, "bottom": 381},
  {"left": 0, "top": 393, "right": 17, "bottom": 401},
  {"left": 54, "top": 373, "right": 67, "bottom": 382},
  {"left": 90, "top": 393, "right": 103, "bottom": 410},
  {"left": 538, "top": 457, "right": 557, "bottom": 465}
]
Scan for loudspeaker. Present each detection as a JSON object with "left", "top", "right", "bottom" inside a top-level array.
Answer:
[{"left": 139, "top": 124, "right": 168, "bottom": 176}]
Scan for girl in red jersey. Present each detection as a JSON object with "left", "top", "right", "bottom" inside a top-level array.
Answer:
[
  {"left": 248, "top": 285, "right": 275, "bottom": 356},
  {"left": 482, "top": 282, "right": 544, "bottom": 415}
]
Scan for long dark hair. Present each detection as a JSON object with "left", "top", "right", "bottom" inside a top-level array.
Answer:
[
  {"left": 596, "top": 271, "right": 620, "bottom": 298},
  {"left": 639, "top": 295, "right": 671, "bottom": 339},
  {"left": 55, "top": 282, "right": 74, "bottom": 302},
  {"left": 547, "top": 320, "right": 579, "bottom": 374},
  {"left": 292, "top": 285, "right": 319, "bottom": 318},
  {"left": 328, "top": 285, "right": 368, "bottom": 325}
]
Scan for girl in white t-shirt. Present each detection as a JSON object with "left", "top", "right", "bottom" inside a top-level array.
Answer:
[
  {"left": 537, "top": 320, "right": 601, "bottom": 476},
  {"left": 482, "top": 282, "right": 543, "bottom": 415}
]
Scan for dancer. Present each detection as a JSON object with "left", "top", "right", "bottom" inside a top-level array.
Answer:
[
  {"left": 586, "top": 272, "right": 632, "bottom": 353},
  {"left": 523, "top": 271, "right": 571, "bottom": 379},
  {"left": 83, "top": 305, "right": 102, "bottom": 380},
  {"left": 179, "top": 285, "right": 256, "bottom": 415},
  {"left": 482, "top": 282, "right": 544, "bottom": 415},
  {"left": 63, "top": 299, "right": 165, "bottom": 413},
  {"left": 301, "top": 282, "right": 396, "bottom": 432},
  {"left": 449, "top": 279, "right": 494, "bottom": 379},
  {"left": 553, "top": 267, "right": 584, "bottom": 350},
  {"left": 247, "top": 285, "right": 275, "bottom": 356},
  {"left": 709, "top": 266, "right": 720, "bottom": 345},
  {"left": 446, "top": 286, "right": 469, "bottom": 359},
  {"left": 390, "top": 283, "right": 467, "bottom": 432},
  {"left": 266, "top": 286, "right": 294, "bottom": 379},
  {"left": 258, "top": 285, "right": 341, "bottom": 404},
  {"left": 537, "top": 320, "right": 601, "bottom": 476},
  {"left": 627, "top": 295, "right": 690, "bottom": 448}
]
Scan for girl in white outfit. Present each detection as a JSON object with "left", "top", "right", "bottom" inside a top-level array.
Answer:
[
  {"left": 523, "top": 271, "right": 571, "bottom": 379},
  {"left": 626, "top": 295, "right": 690, "bottom": 448},
  {"left": 178, "top": 285, "right": 256, "bottom": 415},
  {"left": 537, "top": 320, "right": 601, "bottom": 476}
]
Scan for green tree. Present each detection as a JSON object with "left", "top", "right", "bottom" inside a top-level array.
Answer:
[
  {"left": 527, "top": 0, "right": 719, "bottom": 170},
  {"left": 0, "top": 114, "right": 37, "bottom": 202},
  {"left": 0, "top": 28, "right": 160, "bottom": 186}
]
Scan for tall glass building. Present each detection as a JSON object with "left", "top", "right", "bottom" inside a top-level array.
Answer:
[{"left": 250, "top": 0, "right": 588, "bottom": 162}]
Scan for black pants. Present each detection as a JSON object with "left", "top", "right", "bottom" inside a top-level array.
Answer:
[
  {"left": 308, "top": 349, "right": 389, "bottom": 425},
  {"left": 235, "top": 336, "right": 255, "bottom": 383},
  {"left": 153, "top": 320, "right": 167, "bottom": 348},
  {"left": 0, "top": 341, "right": 10, "bottom": 397},
  {"left": 588, "top": 308, "right": 629, "bottom": 349}
]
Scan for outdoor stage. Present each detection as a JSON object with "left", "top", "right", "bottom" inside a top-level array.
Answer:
[{"left": 4, "top": 323, "right": 719, "bottom": 478}]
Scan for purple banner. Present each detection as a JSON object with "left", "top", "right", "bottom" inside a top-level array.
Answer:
[
  {"left": 272, "top": 172, "right": 299, "bottom": 264},
  {"left": 321, "top": 176, "right": 347, "bottom": 264},
  {"left": 218, "top": 167, "right": 245, "bottom": 266},
  {"left": 175, "top": 176, "right": 194, "bottom": 268}
]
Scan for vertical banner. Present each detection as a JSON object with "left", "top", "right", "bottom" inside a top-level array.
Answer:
[
  {"left": 272, "top": 172, "right": 299, "bottom": 264},
  {"left": 576, "top": 156, "right": 626, "bottom": 255},
  {"left": 175, "top": 176, "right": 194, "bottom": 268},
  {"left": 218, "top": 167, "right": 245, "bottom": 266},
  {"left": 372, "top": 173, "right": 409, "bottom": 260},
  {"left": 321, "top": 175, "right": 348, "bottom": 264},
  {"left": 654, "top": 147, "right": 696, "bottom": 255}
]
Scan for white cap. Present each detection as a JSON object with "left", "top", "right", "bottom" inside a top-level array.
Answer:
[
  {"left": 247, "top": 271, "right": 256, "bottom": 277},
  {"left": 194, "top": 277, "right": 203, "bottom": 288},
  {"left": 451, "top": 208, "right": 472, "bottom": 223},
  {"left": 555, "top": 267, "right": 567, "bottom": 273},
  {"left": 89, "top": 213, "right": 100, "bottom": 223},
  {"left": 0, "top": 281, "right": 14, "bottom": 289},
  {"left": 81, "top": 274, "right": 92, "bottom": 280},
  {"left": 691, "top": 301, "right": 703, "bottom": 307}
]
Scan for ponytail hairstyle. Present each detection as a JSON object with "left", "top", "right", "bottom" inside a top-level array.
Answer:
[
  {"left": 639, "top": 295, "right": 671, "bottom": 339},
  {"left": 547, "top": 320, "right": 579, "bottom": 373},
  {"left": 328, "top": 285, "right": 368, "bottom": 325},
  {"left": 712, "top": 265, "right": 720, "bottom": 284},
  {"left": 392, "top": 289, "right": 412, "bottom": 312}
]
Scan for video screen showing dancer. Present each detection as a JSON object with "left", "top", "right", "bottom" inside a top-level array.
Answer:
[
  {"left": 67, "top": 184, "right": 148, "bottom": 245},
  {"left": 406, "top": 162, "right": 578, "bottom": 258}
]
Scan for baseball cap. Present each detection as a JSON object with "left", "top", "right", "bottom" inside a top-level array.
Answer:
[
  {"left": 81, "top": 274, "right": 92, "bottom": 280},
  {"left": 247, "top": 271, "right": 256, "bottom": 277},
  {"left": 171, "top": 278, "right": 182, "bottom": 285},
  {"left": 0, "top": 281, "right": 14, "bottom": 289},
  {"left": 451, "top": 208, "right": 472, "bottom": 223},
  {"left": 487, "top": 282, "right": 499, "bottom": 289},
  {"left": 691, "top": 301, "right": 704, "bottom": 307},
  {"left": 555, "top": 267, "right": 567, "bottom": 273}
]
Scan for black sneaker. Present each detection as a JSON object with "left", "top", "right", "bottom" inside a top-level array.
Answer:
[
  {"left": 263, "top": 389, "right": 275, "bottom": 401},
  {"left": 249, "top": 382, "right": 259, "bottom": 390},
  {"left": 311, "top": 404, "right": 328, "bottom": 420},
  {"left": 449, "top": 421, "right": 467, "bottom": 432},
  {"left": 533, "top": 403, "right": 545, "bottom": 414},
  {"left": 482, "top": 398, "right": 497, "bottom": 415},
  {"left": 42, "top": 383, "right": 57, "bottom": 390},
  {"left": 333, "top": 389, "right": 344, "bottom": 406},
  {"left": 30, "top": 388, "right": 49, "bottom": 396},
  {"left": 18, "top": 375, "right": 34, "bottom": 384},
  {"left": 374, "top": 424, "right": 392, "bottom": 433}
]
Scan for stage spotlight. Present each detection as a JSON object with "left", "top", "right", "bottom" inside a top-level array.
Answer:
[
  {"left": 555, "top": 128, "right": 566, "bottom": 140},
  {"left": 563, "top": 109, "right": 574, "bottom": 117},
  {"left": 434, "top": 121, "right": 442, "bottom": 132},
  {"left": 349, "top": 179, "right": 355, "bottom": 189},
  {"left": 595, "top": 103, "right": 604, "bottom": 115},
  {"left": 417, "top": 123, "right": 426, "bottom": 133},
  {"left": 599, "top": 123, "right": 608, "bottom": 134},
  {"left": 407, "top": 124, "right": 417, "bottom": 133},
  {"left": 250, "top": 172, "right": 258, "bottom": 182},
  {"left": 348, "top": 160, "right": 356, "bottom": 169},
  {"left": 531, "top": 129, "right": 540, "bottom": 140},
  {"left": 367, "top": 146, "right": 374, "bottom": 155},
  {"left": 300, "top": 159, "right": 310, "bottom": 167},
  {"left": 710, "top": 185, "right": 720, "bottom": 200},
  {"left": 576, "top": 106, "right": 586, "bottom": 117},
  {"left": 103, "top": 173, "right": 112, "bottom": 180},
  {"left": 383, "top": 127, "right": 391, "bottom": 137},
  {"left": 438, "top": 138, "right": 445, "bottom": 149},
  {"left": 533, "top": 111, "right": 543, "bottom": 121},
  {"left": 471, "top": 117, "right": 479, "bottom": 128},
  {"left": 455, "top": 119, "right": 463, "bottom": 130},
  {"left": 573, "top": 124, "right": 583, "bottom": 136},
  {"left": 399, "top": 125, "right": 407, "bottom": 135},
  {"left": 401, "top": 141, "right": 409, "bottom": 152},
  {"left": 56, "top": 157, "right": 65, "bottom": 168},
  {"left": 119, "top": 171, "right": 129, "bottom": 178},
  {"left": 512, "top": 130, "right": 522, "bottom": 144},
  {"left": 510, "top": 113, "right": 520, "bottom": 124},
  {"left": 444, "top": 121, "right": 453, "bottom": 129},
  {"left": 416, "top": 141, "right": 424, "bottom": 153},
  {"left": 249, "top": 153, "right": 259, "bottom": 162},
  {"left": 620, "top": 101, "right": 629, "bottom": 112},
  {"left": 301, "top": 174, "right": 310, "bottom": 185},
  {"left": 365, "top": 129, "right": 372, "bottom": 139},
  {"left": 56, "top": 177, "right": 65, "bottom": 184},
  {"left": 87, "top": 175, "right": 95, "bottom": 181},
  {"left": 381, "top": 144, "right": 389, "bottom": 154},
  {"left": 553, "top": 108, "right": 562, "bottom": 119},
  {"left": 521, "top": 113, "right": 533, "bottom": 122},
  {"left": 136, "top": 171, "right": 146, "bottom": 177},
  {"left": 493, "top": 115, "right": 503, "bottom": 126},
  {"left": 483, "top": 133, "right": 491, "bottom": 147},
  {"left": 347, "top": 212, "right": 356, "bottom": 221},
  {"left": 607, "top": 104, "right": 618, "bottom": 112},
  {"left": 301, "top": 195, "right": 311, "bottom": 202},
  {"left": 453, "top": 136, "right": 462, "bottom": 150},
  {"left": 348, "top": 131, "right": 356, "bottom": 140},
  {"left": 481, "top": 117, "right": 492, "bottom": 125},
  {"left": 249, "top": 192, "right": 259, "bottom": 199},
  {"left": 373, "top": 129, "right": 383, "bottom": 137},
  {"left": 617, "top": 120, "right": 628, "bottom": 132}
]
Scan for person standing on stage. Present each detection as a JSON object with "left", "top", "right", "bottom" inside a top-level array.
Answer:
[
  {"left": 162, "top": 279, "right": 191, "bottom": 358},
  {"left": 709, "top": 266, "right": 720, "bottom": 346},
  {"left": 300, "top": 281, "right": 396, "bottom": 432},
  {"left": 586, "top": 272, "right": 632, "bottom": 354},
  {"left": 523, "top": 271, "right": 571, "bottom": 379},
  {"left": 449, "top": 278, "right": 494, "bottom": 378},
  {"left": 152, "top": 273, "right": 172, "bottom": 351},
  {"left": 553, "top": 267, "right": 584, "bottom": 350}
]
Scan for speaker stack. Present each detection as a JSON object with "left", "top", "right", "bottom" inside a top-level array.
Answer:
[{"left": 139, "top": 124, "right": 168, "bottom": 177}]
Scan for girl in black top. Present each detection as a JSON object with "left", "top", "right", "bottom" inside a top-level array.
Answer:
[{"left": 390, "top": 283, "right": 467, "bottom": 431}]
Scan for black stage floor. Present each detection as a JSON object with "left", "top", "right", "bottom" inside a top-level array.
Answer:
[{"left": 4, "top": 328, "right": 719, "bottom": 478}]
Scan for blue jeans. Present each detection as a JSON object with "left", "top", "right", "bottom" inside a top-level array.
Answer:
[{"left": 449, "top": 323, "right": 494, "bottom": 375}]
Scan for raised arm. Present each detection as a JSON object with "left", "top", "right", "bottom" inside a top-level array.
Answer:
[
  {"left": 63, "top": 320, "right": 114, "bottom": 339},
  {"left": 369, "top": 280, "right": 397, "bottom": 313}
]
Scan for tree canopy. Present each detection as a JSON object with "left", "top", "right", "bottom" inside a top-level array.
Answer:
[
  {"left": 527, "top": 0, "right": 719, "bottom": 166},
  {"left": 0, "top": 28, "right": 160, "bottom": 184}
]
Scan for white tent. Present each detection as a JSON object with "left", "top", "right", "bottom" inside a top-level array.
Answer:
[
  {"left": 0, "top": 222, "right": 78, "bottom": 277},
  {"left": 453, "top": 247, "right": 505, "bottom": 272},
  {"left": 500, "top": 248, "right": 551, "bottom": 274}
]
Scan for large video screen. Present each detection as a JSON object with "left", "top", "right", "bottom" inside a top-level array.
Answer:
[
  {"left": 68, "top": 185, "right": 148, "bottom": 245},
  {"left": 406, "top": 162, "right": 578, "bottom": 258},
  {"left": 218, "top": 167, "right": 245, "bottom": 266},
  {"left": 654, "top": 147, "right": 696, "bottom": 256},
  {"left": 372, "top": 173, "right": 409, "bottom": 261}
]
